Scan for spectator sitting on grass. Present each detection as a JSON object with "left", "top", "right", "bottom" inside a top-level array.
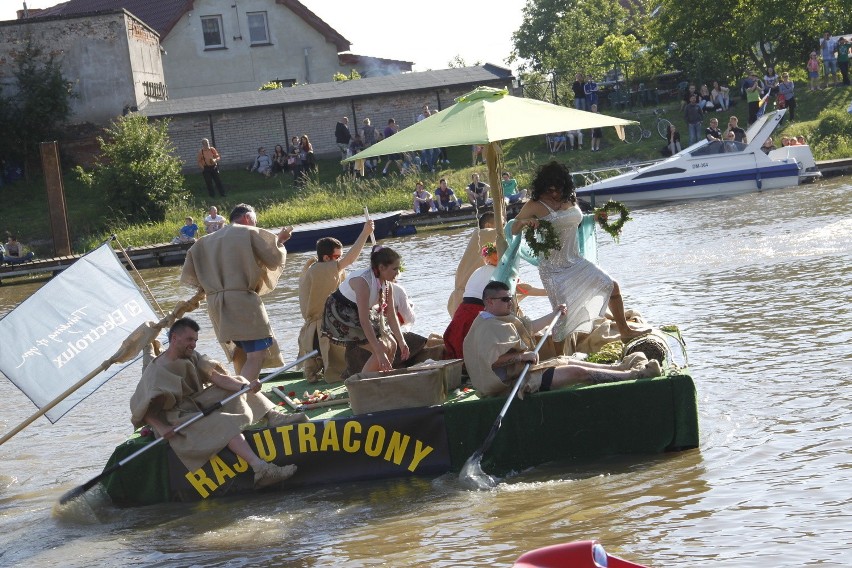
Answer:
[
  {"left": 204, "top": 206, "right": 226, "bottom": 233},
  {"left": 172, "top": 217, "right": 199, "bottom": 244},
  {"left": 249, "top": 147, "right": 273, "bottom": 178}
]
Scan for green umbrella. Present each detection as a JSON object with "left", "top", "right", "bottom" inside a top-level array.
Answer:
[{"left": 347, "top": 86, "right": 636, "bottom": 251}]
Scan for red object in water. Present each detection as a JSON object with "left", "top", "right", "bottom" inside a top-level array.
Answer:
[{"left": 513, "top": 540, "right": 648, "bottom": 568}]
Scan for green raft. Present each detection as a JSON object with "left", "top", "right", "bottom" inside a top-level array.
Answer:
[{"left": 102, "top": 335, "right": 699, "bottom": 506}]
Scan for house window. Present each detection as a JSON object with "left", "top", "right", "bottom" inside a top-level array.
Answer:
[
  {"left": 247, "top": 12, "right": 270, "bottom": 45},
  {"left": 201, "top": 15, "right": 225, "bottom": 48}
]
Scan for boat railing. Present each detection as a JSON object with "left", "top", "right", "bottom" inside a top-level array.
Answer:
[{"left": 572, "top": 159, "right": 662, "bottom": 188}]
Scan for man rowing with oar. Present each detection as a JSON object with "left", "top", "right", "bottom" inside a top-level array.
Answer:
[
  {"left": 463, "top": 281, "right": 661, "bottom": 397},
  {"left": 181, "top": 203, "right": 291, "bottom": 383},
  {"left": 130, "top": 318, "right": 305, "bottom": 488}
]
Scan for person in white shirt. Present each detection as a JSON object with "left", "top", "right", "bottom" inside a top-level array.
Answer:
[{"left": 203, "top": 206, "right": 226, "bottom": 233}]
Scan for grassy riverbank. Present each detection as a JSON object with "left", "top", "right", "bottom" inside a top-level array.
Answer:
[{"left": 4, "top": 86, "right": 849, "bottom": 255}]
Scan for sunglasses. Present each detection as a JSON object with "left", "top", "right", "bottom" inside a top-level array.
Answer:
[{"left": 490, "top": 295, "right": 514, "bottom": 303}]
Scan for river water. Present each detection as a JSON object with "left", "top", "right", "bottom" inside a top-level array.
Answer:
[{"left": 0, "top": 178, "right": 850, "bottom": 567}]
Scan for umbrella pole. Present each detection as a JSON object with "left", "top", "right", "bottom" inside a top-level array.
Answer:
[{"left": 485, "top": 142, "right": 508, "bottom": 255}]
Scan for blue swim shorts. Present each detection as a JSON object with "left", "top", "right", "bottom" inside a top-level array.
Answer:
[{"left": 233, "top": 337, "right": 273, "bottom": 353}]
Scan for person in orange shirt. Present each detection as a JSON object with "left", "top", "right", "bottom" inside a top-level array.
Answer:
[{"left": 198, "top": 138, "right": 226, "bottom": 197}]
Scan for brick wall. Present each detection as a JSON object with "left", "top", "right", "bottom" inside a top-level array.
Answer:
[{"left": 165, "top": 79, "right": 514, "bottom": 171}]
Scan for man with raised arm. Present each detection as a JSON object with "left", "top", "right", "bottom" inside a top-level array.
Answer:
[
  {"left": 130, "top": 318, "right": 303, "bottom": 487},
  {"left": 297, "top": 221, "right": 374, "bottom": 382},
  {"left": 181, "top": 203, "right": 292, "bottom": 383}
]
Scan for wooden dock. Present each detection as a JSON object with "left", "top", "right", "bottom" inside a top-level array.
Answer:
[{"left": 0, "top": 241, "right": 193, "bottom": 285}]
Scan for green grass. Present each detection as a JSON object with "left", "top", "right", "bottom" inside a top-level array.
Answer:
[{"left": 4, "top": 86, "right": 849, "bottom": 256}]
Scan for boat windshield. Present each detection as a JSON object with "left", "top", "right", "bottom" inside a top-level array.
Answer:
[{"left": 690, "top": 141, "right": 747, "bottom": 156}]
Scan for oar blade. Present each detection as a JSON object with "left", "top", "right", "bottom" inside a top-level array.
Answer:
[
  {"left": 59, "top": 476, "right": 100, "bottom": 505},
  {"left": 459, "top": 451, "right": 498, "bottom": 490}
]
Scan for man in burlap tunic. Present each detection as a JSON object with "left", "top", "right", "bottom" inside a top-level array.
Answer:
[
  {"left": 297, "top": 222, "right": 373, "bottom": 382},
  {"left": 130, "top": 318, "right": 302, "bottom": 488},
  {"left": 181, "top": 204, "right": 291, "bottom": 382},
  {"left": 464, "top": 282, "right": 660, "bottom": 397}
]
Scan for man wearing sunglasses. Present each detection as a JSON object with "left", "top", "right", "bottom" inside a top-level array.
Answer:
[{"left": 464, "top": 281, "right": 660, "bottom": 398}]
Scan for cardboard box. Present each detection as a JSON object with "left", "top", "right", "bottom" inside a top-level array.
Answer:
[
  {"left": 407, "top": 359, "right": 464, "bottom": 391},
  {"left": 344, "top": 367, "right": 446, "bottom": 415}
]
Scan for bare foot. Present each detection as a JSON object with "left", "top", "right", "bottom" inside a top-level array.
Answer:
[
  {"left": 638, "top": 360, "right": 662, "bottom": 379},
  {"left": 618, "top": 352, "right": 648, "bottom": 370}
]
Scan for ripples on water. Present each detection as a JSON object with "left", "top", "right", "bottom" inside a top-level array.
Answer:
[{"left": 0, "top": 180, "right": 849, "bottom": 567}]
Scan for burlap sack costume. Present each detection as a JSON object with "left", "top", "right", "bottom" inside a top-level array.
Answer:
[
  {"left": 447, "top": 227, "right": 497, "bottom": 316},
  {"left": 297, "top": 257, "right": 347, "bottom": 382},
  {"left": 463, "top": 312, "right": 564, "bottom": 398},
  {"left": 181, "top": 224, "right": 285, "bottom": 369},
  {"left": 130, "top": 352, "right": 274, "bottom": 471}
]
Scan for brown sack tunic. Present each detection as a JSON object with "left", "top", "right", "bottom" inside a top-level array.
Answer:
[
  {"left": 297, "top": 258, "right": 347, "bottom": 380},
  {"left": 447, "top": 227, "right": 497, "bottom": 316},
  {"left": 181, "top": 224, "right": 285, "bottom": 367},
  {"left": 463, "top": 312, "right": 545, "bottom": 397},
  {"left": 129, "top": 352, "right": 274, "bottom": 472}
]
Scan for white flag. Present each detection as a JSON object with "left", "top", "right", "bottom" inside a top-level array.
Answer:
[{"left": 0, "top": 244, "right": 158, "bottom": 422}]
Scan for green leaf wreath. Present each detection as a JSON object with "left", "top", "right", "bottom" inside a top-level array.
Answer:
[
  {"left": 523, "top": 218, "right": 561, "bottom": 257},
  {"left": 594, "top": 200, "right": 632, "bottom": 243}
]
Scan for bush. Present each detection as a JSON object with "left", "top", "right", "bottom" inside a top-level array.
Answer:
[
  {"left": 810, "top": 108, "right": 852, "bottom": 160},
  {"left": 75, "top": 114, "right": 189, "bottom": 222}
]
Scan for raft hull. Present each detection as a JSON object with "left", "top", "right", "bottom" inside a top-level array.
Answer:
[{"left": 102, "top": 371, "right": 699, "bottom": 506}]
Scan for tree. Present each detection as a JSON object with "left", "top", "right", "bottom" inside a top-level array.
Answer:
[
  {"left": 75, "top": 114, "right": 189, "bottom": 223},
  {"left": 332, "top": 69, "right": 362, "bottom": 81},
  {"left": 447, "top": 55, "right": 482, "bottom": 68},
  {"left": 650, "top": 0, "right": 852, "bottom": 82},
  {"left": 0, "top": 38, "right": 75, "bottom": 177},
  {"left": 511, "top": 0, "right": 638, "bottom": 76}
]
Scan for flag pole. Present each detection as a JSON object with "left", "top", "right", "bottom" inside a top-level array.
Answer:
[
  {"left": 0, "top": 288, "right": 205, "bottom": 448},
  {"left": 112, "top": 234, "right": 166, "bottom": 318}
]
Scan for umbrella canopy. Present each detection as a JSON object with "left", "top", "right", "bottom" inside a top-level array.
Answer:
[
  {"left": 347, "top": 86, "right": 637, "bottom": 252},
  {"left": 346, "top": 86, "right": 636, "bottom": 161}
]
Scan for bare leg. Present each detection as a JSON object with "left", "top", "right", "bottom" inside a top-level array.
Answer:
[
  {"left": 550, "top": 359, "right": 661, "bottom": 388},
  {"left": 609, "top": 281, "right": 650, "bottom": 341},
  {"left": 361, "top": 335, "right": 397, "bottom": 373},
  {"left": 227, "top": 433, "right": 264, "bottom": 468},
  {"left": 240, "top": 350, "right": 266, "bottom": 383},
  {"left": 233, "top": 347, "right": 247, "bottom": 375}
]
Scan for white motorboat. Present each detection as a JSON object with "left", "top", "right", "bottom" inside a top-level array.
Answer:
[{"left": 576, "top": 110, "right": 821, "bottom": 206}]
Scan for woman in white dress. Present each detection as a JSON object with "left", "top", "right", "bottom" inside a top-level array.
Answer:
[{"left": 511, "top": 161, "right": 649, "bottom": 343}]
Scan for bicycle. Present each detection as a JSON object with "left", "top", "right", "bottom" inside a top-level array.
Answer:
[{"left": 622, "top": 108, "right": 673, "bottom": 144}]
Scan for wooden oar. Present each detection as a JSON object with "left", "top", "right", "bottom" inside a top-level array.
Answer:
[
  {"left": 364, "top": 206, "right": 376, "bottom": 246},
  {"left": 459, "top": 312, "right": 562, "bottom": 488},
  {"left": 58, "top": 350, "right": 318, "bottom": 505}
]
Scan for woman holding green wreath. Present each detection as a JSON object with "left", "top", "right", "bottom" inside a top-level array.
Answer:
[{"left": 511, "top": 161, "right": 649, "bottom": 343}]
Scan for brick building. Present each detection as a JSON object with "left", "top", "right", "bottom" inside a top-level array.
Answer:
[
  {"left": 139, "top": 64, "right": 516, "bottom": 170},
  {"left": 0, "top": 9, "right": 165, "bottom": 125}
]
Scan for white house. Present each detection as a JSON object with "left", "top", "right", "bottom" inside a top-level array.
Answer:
[{"left": 26, "top": 0, "right": 412, "bottom": 100}]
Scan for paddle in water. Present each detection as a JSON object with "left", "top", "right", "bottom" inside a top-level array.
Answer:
[
  {"left": 58, "top": 350, "right": 317, "bottom": 505},
  {"left": 459, "top": 312, "right": 562, "bottom": 489}
]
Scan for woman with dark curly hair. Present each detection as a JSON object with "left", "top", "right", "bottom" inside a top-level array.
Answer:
[{"left": 511, "top": 161, "right": 649, "bottom": 342}]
